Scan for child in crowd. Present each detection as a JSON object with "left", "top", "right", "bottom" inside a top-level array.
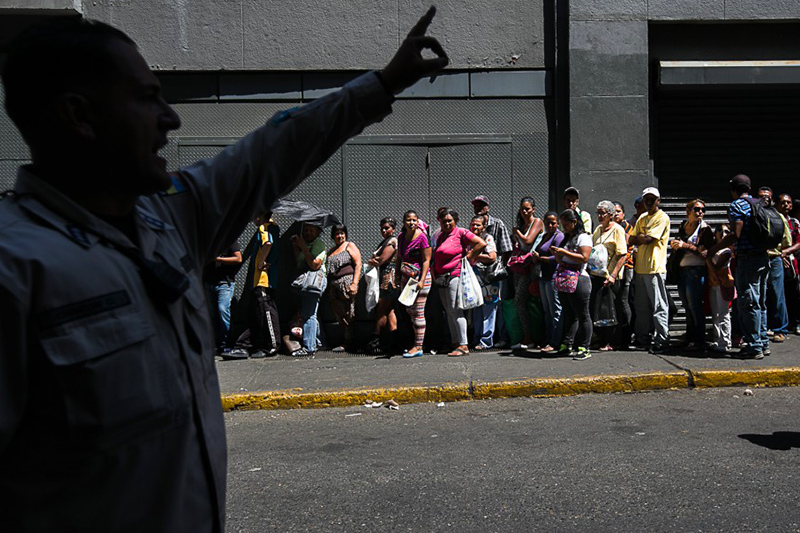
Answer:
[{"left": 707, "top": 224, "right": 735, "bottom": 354}]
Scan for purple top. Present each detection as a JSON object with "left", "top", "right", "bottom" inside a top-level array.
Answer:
[
  {"left": 535, "top": 229, "right": 565, "bottom": 280},
  {"left": 398, "top": 231, "right": 430, "bottom": 270}
]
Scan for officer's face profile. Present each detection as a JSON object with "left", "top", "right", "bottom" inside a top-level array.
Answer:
[{"left": 82, "top": 39, "right": 182, "bottom": 195}]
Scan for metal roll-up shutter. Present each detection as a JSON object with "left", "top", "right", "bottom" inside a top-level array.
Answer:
[{"left": 654, "top": 89, "right": 800, "bottom": 201}]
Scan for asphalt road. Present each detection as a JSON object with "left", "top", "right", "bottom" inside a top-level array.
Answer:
[{"left": 225, "top": 388, "right": 800, "bottom": 532}]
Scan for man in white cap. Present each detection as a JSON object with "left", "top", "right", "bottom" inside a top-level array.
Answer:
[{"left": 628, "top": 187, "right": 671, "bottom": 353}]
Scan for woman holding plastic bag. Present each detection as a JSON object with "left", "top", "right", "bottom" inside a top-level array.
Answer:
[
  {"left": 589, "top": 201, "right": 628, "bottom": 351},
  {"left": 395, "top": 210, "right": 432, "bottom": 358},
  {"left": 551, "top": 209, "right": 593, "bottom": 360},
  {"left": 469, "top": 215, "right": 499, "bottom": 350},
  {"left": 365, "top": 217, "right": 399, "bottom": 354},
  {"left": 432, "top": 209, "right": 486, "bottom": 357}
]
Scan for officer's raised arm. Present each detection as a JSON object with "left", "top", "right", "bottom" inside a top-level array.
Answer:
[{"left": 172, "top": 6, "right": 450, "bottom": 262}]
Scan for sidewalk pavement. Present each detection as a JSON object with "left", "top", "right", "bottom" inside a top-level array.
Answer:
[{"left": 217, "top": 338, "right": 800, "bottom": 411}]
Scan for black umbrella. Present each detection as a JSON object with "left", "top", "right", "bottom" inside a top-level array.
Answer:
[{"left": 270, "top": 199, "right": 340, "bottom": 228}]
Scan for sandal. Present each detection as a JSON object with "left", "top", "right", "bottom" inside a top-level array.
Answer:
[
  {"left": 598, "top": 345, "right": 614, "bottom": 352},
  {"left": 291, "top": 348, "right": 309, "bottom": 357},
  {"left": 474, "top": 345, "right": 491, "bottom": 351},
  {"left": 403, "top": 348, "right": 423, "bottom": 358},
  {"left": 539, "top": 345, "right": 555, "bottom": 353},
  {"left": 448, "top": 347, "right": 469, "bottom": 357},
  {"left": 332, "top": 346, "right": 346, "bottom": 353}
]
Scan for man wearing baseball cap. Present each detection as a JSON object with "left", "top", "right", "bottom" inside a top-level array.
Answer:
[
  {"left": 628, "top": 187, "right": 671, "bottom": 353},
  {"left": 472, "top": 195, "right": 513, "bottom": 258},
  {"left": 707, "top": 174, "right": 769, "bottom": 358}
]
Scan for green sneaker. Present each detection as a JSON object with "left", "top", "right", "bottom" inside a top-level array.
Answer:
[
  {"left": 572, "top": 347, "right": 592, "bottom": 361},
  {"left": 556, "top": 344, "right": 572, "bottom": 356}
]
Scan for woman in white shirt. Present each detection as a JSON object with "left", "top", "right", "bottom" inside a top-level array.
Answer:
[
  {"left": 469, "top": 215, "right": 499, "bottom": 350},
  {"left": 551, "top": 209, "right": 593, "bottom": 360}
]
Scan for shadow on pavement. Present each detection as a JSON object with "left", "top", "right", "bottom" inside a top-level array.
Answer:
[{"left": 738, "top": 432, "right": 800, "bottom": 450}]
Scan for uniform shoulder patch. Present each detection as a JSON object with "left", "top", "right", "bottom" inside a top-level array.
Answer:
[
  {"left": 160, "top": 174, "right": 188, "bottom": 196},
  {"left": 271, "top": 107, "right": 300, "bottom": 125}
]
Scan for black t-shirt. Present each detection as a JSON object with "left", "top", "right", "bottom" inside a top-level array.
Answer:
[{"left": 204, "top": 242, "right": 242, "bottom": 284}]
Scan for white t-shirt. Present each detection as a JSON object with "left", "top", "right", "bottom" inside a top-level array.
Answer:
[{"left": 562, "top": 233, "right": 593, "bottom": 277}]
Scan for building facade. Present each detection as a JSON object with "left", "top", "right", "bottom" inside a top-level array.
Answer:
[{"left": 2, "top": 1, "right": 800, "bottom": 336}]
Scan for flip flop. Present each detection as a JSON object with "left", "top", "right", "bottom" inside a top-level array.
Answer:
[{"left": 448, "top": 348, "right": 469, "bottom": 357}]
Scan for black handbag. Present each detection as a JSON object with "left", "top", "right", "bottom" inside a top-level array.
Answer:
[
  {"left": 666, "top": 249, "right": 684, "bottom": 285},
  {"left": 485, "top": 260, "right": 508, "bottom": 282}
]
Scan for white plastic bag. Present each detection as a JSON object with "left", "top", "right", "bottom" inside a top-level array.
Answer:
[
  {"left": 456, "top": 257, "right": 484, "bottom": 310},
  {"left": 398, "top": 277, "right": 421, "bottom": 307},
  {"left": 587, "top": 244, "right": 609, "bottom": 277},
  {"left": 364, "top": 267, "right": 379, "bottom": 312}
]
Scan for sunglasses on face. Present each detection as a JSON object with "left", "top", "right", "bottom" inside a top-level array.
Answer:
[{"left": 693, "top": 207, "right": 706, "bottom": 213}]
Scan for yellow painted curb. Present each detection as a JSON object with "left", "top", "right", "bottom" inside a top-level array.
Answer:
[
  {"left": 692, "top": 366, "right": 800, "bottom": 389},
  {"left": 221, "top": 382, "right": 471, "bottom": 411},
  {"left": 472, "top": 372, "right": 690, "bottom": 399},
  {"left": 219, "top": 368, "right": 800, "bottom": 412}
]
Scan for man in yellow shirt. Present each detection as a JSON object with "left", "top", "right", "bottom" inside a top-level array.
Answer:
[
  {"left": 228, "top": 214, "right": 281, "bottom": 358},
  {"left": 628, "top": 187, "right": 671, "bottom": 353}
]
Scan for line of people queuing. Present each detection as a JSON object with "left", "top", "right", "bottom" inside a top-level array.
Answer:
[{"left": 205, "top": 175, "right": 800, "bottom": 361}]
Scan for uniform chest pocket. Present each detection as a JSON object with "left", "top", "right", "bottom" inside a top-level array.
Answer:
[{"left": 39, "top": 303, "right": 178, "bottom": 449}]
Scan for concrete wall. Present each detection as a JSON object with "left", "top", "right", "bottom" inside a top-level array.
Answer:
[
  {"left": 82, "top": 0, "right": 546, "bottom": 71},
  {"left": 568, "top": 0, "right": 800, "bottom": 213}
]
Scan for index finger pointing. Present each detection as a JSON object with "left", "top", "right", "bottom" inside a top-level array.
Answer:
[{"left": 407, "top": 5, "right": 437, "bottom": 37}]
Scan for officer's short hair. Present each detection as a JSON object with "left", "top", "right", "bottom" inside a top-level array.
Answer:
[{"left": 2, "top": 17, "right": 135, "bottom": 145}]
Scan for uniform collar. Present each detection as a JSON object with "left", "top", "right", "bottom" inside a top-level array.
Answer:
[{"left": 15, "top": 166, "right": 171, "bottom": 250}]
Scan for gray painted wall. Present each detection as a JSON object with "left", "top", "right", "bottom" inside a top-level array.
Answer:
[{"left": 82, "top": 0, "right": 546, "bottom": 71}]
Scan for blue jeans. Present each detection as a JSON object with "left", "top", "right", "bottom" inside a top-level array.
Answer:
[
  {"left": 473, "top": 300, "right": 498, "bottom": 348},
  {"left": 299, "top": 290, "right": 322, "bottom": 352},
  {"left": 678, "top": 266, "right": 707, "bottom": 343},
  {"left": 206, "top": 281, "right": 235, "bottom": 349},
  {"left": 735, "top": 253, "right": 769, "bottom": 352},
  {"left": 539, "top": 277, "right": 563, "bottom": 348},
  {"left": 767, "top": 255, "right": 789, "bottom": 334}
]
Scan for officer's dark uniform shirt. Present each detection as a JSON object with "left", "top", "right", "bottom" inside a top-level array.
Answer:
[{"left": 0, "top": 72, "right": 392, "bottom": 532}]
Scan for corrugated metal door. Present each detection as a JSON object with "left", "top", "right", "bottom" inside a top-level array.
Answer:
[{"left": 654, "top": 89, "right": 800, "bottom": 201}]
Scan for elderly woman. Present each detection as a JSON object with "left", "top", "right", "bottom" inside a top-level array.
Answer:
[
  {"left": 669, "top": 199, "right": 714, "bottom": 351},
  {"left": 510, "top": 197, "right": 543, "bottom": 350},
  {"left": 291, "top": 222, "right": 328, "bottom": 356},
  {"left": 326, "top": 224, "right": 362, "bottom": 352},
  {"left": 396, "top": 210, "right": 432, "bottom": 358},
  {"left": 589, "top": 200, "right": 629, "bottom": 351},
  {"left": 551, "top": 209, "right": 593, "bottom": 360},
  {"left": 433, "top": 209, "right": 486, "bottom": 357},
  {"left": 365, "top": 217, "right": 399, "bottom": 354}
]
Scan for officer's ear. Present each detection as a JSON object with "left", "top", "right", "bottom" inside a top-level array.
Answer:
[{"left": 57, "top": 92, "right": 97, "bottom": 141}]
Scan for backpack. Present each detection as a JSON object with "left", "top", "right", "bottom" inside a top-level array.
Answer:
[{"left": 745, "top": 197, "right": 784, "bottom": 250}]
